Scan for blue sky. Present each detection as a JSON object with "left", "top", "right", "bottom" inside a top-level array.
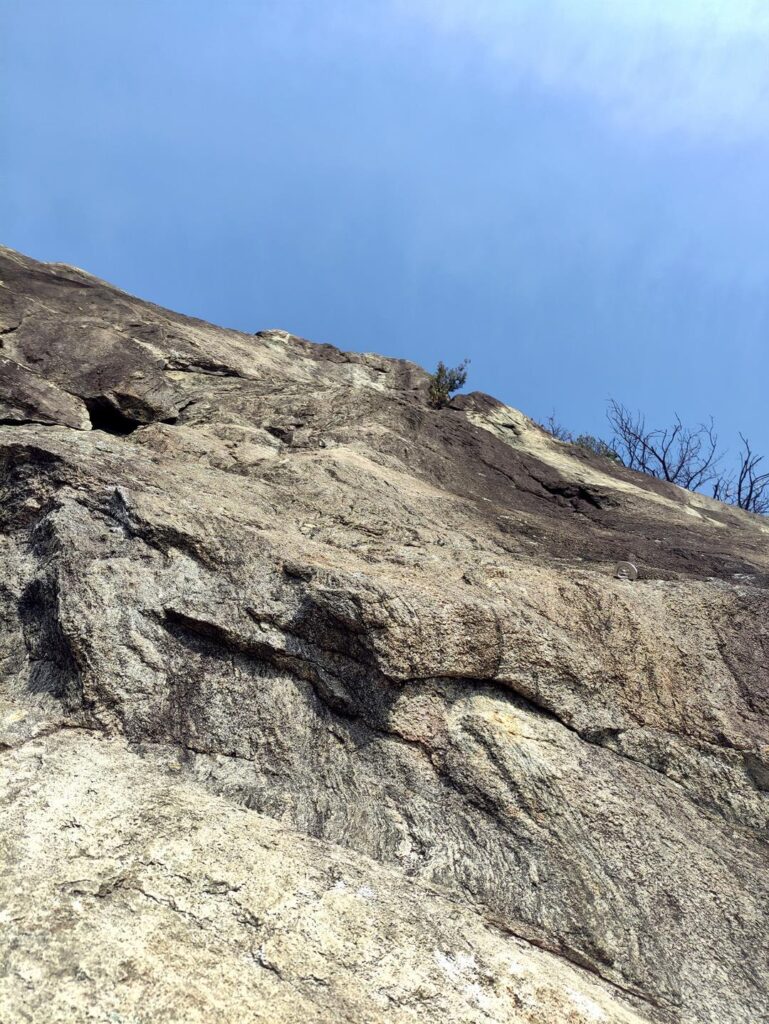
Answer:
[{"left": 2, "top": 1, "right": 768, "bottom": 464}]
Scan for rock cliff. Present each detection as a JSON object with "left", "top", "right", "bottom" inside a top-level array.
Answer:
[{"left": 1, "top": 245, "right": 767, "bottom": 1023}]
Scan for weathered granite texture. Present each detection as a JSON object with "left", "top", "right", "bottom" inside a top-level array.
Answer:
[{"left": 1, "top": 245, "right": 767, "bottom": 1023}]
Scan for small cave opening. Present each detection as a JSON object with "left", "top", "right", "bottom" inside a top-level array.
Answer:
[{"left": 84, "top": 396, "right": 142, "bottom": 436}]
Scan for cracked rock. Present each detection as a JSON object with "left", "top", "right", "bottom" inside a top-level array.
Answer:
[{"left": 1, "top": 244, "right": 768, "bottom": 1024}]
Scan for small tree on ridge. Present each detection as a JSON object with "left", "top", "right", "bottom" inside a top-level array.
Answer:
[{"left": 428, "top": 359, "right": 469, "bottom": 408}]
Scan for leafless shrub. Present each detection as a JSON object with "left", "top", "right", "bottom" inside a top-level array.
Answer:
[
  {"left": 542, "top": 401, "right": 767, "bottom": 514},
  {"left": 542, "top": 413, "right": 573, "bottom": 441},
  {"left": 607, "top": 400, "right": 722, "bottom": 490},
  {"left": 712, "top": 435, "right": 769, "bottom": 514}
]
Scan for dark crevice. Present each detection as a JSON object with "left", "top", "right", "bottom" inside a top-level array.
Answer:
[
  {"left": 0, "top": 322, "right": 22, "bottom": 346},
  {"left": 83, "top": 397, "right": 179, "bottom": 435},
  {"left": 84, "top": 397, "right": 142, "bottom": 435},
  {"left": 532, "top": 473, "right": 618, "bottom": 513},
  {"left": 166, "top": 357, "right": 246, "bottom": 378},
  {"left": 0, "top": 417, "right": 59, "bottom": 427}
]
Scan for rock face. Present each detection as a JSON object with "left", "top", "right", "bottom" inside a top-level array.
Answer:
[{"left": 0, "top": 245, "right": 767, "bottom": 1024}]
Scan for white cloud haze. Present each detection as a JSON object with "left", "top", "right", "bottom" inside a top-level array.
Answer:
[{"left": 394, "top": 0, "right": 769, "bottom": 140}]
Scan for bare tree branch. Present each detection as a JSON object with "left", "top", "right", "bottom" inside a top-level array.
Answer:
[
  {"left": 607, "top": 401, "right": 722, "bottom": 490},
  {"left": 541, "top": 413, "right": 573, "bottom": 441},
  {"left": 545, "top": 400, "right": 767, "bottom": 515},
  {"left": 713, "top": 435, "right": 769, "bottom": 514}
]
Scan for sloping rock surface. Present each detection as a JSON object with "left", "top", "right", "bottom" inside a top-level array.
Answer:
[{"left": 1, "top": 245, "right": 767, "bottom": 1023}]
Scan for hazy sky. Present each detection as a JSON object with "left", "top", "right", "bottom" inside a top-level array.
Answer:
[{"left": 2, "top": 0, "right": 768, "bottom": 464}]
